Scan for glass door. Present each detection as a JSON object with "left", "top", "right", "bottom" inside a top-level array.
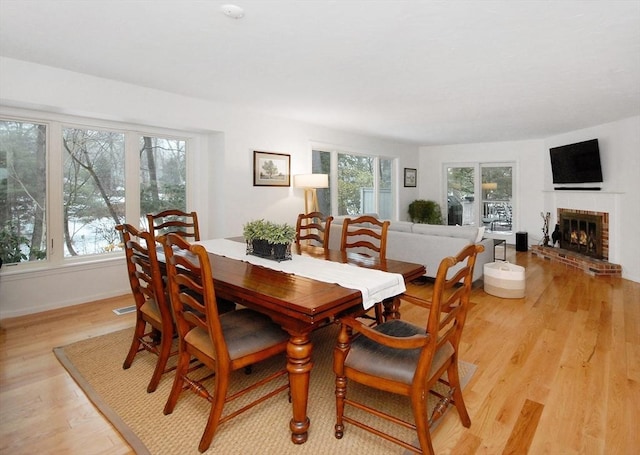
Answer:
[
  {"left": 446, "top": 165, "right": 476, "bottom": 226},
  {"left": 481, "top": 164, "right": 513, "bottom": 234}
]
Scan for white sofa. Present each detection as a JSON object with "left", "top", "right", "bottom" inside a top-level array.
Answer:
[{"left": 328, "top": 217, "right": 494, "bottom": 282}]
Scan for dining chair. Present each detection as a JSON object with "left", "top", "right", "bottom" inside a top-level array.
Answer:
[
  {"left": 116, "top": 223, "right": 176, "bottom": 393},
  {"left": 340, "top": 215, "right": 390, "bottom": 323},
  {"left": 148, "top": 208, "right": 237, "bottom": 313},
  {"left": 333, "top": 243, "right": 483, "bottom": 454},
  {"left": 295, "top": 211, "right": 334, "bottom": 252},
  {"left": 340, "top": 215, "right": 390, "bottom": 260},
  {"left": 147, "top": 209, "right": 200, "bottom": 242},
  {"left": 161, "top": 233, "right": 290, "bottom": 453}
]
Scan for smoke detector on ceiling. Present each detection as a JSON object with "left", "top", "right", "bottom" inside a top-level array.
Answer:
[{"left": 221, "top": 4, "right": 245, "bottom": 19}]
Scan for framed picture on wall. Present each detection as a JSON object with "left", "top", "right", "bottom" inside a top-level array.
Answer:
[
  {"left": 253, "top": 151, "right": 291, "bottom": 186},
  {"left": 404, "top": 168, "right": 417, "bottom": 187}
]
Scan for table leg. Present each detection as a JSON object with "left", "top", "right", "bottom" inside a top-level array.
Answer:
[
  {"left": 382, "top": 296, "right": 401, "bottom": 320},
  {"left": 286, "top": 333, "right": 313, "bottom": 444}
]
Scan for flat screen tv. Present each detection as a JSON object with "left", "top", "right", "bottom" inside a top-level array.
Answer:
[{"left": 550, "top": 139, "right": 603, "bottom": 184}]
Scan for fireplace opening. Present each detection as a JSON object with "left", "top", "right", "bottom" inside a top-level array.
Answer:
[{"left": 557, "top": 209, "right": 608, "bottom": 260}]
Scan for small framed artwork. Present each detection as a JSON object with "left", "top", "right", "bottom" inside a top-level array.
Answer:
[
  {"left": 404, "top": 168, "right": 417, "bottom": 187},
  {"left": 253, "top": 151, "right": 291, "bottom": 186}
]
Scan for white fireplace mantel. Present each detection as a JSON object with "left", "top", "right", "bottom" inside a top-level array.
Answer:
[{"left": 543, "top": 191, "right": 623, "bottom": 264}]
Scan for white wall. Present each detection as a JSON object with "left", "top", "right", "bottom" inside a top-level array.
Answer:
[
  {"left": 0, "top": 57, "right": 420, "bottom": 318},
  {"left": 419, "top": 116, "right": 640, "bottom": 283}
]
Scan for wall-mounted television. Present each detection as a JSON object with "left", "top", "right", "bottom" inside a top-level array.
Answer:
[{"left": 550, "top": 139, "right": 603, "bottom": 185}]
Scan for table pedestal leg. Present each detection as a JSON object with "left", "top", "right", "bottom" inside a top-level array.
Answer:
[{"left": 286, "top": 333, "right": 313, "bottom": 444}]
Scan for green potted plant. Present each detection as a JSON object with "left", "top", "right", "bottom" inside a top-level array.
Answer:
[
  {"left": 243, "top": 219, "right": 295, "bottom": 260},
  {"left": 408, "top": 199, "right": 443, "bottom": 224},
  {"left": 264, "top": 222, "right": 296, "bottom": 245},
  {"left": 243, "top": 219, "right": 267, "bottom": 242}
]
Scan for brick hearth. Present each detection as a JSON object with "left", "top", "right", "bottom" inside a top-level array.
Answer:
[{"left": 530, "top": 245, "right": 621, "bottom": 277}]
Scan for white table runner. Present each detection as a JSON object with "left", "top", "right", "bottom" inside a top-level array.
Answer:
[{"left": 195, "top": 238, "right": 406, "bottom": 310}]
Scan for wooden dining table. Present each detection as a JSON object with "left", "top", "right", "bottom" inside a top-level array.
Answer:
[{"left": 204, "top": 240, "right": 426, "bottom": 444}]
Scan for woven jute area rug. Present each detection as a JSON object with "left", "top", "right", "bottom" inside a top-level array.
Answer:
[{"left": 54, "top": 323, "right": 475, "bottom": 454}]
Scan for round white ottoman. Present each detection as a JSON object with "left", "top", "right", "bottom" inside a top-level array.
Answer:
[{"left": 484, "top": 261, "right": 526, "bottom": 298}]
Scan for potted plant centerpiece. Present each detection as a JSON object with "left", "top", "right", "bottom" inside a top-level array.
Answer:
[{"left": 243, "top": 219, "right": 296, "bottom": 261}]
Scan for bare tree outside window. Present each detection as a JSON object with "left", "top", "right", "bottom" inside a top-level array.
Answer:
[
  {"left": 140, "top": 136, "right": 186, "bottom": 225},
  {"left": 62, "top": 128, "right": 125, "bottom": 256}
]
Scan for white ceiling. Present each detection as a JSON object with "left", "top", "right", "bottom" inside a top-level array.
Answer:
[{"left": 1, "top": 0, "right": 639, "bottom": 145}]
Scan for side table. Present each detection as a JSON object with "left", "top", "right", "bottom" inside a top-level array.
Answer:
[{"left": 493, "top": 238, "right": 507, "bottom": 261}]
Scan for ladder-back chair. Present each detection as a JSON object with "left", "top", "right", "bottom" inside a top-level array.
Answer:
[
  {"left": 116, "top": 223, "right": 176, "bottom": 393},
  {"left": 161, "top": 233, "right": 290, "bottom": 452},
  {"left": 340, "top": 215, "right": 390, "bottom": 260},
  {"left": 340, "top": 215, "right": 390, "bottom": 323},
  {"left": 333, "top": 243, "right": 483, "bottom": 454},
  {"left": 295, "top": 211, "right": 333, "bottom": 252},
  {"left": 147, "top": 209, "right": 200, "bottom": 242}
]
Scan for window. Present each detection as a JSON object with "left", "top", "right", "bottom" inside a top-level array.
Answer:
[
  {"left": 378, "top": 158, "right": 393, "bottom": 220},
  {"left": 0, "top": 120, "right": 47, "bottom": 265},
  {"left": 312, "top": 150, "right": 331, "bottom": 215},
  {"left": 140, "top": 136, "right": 187, "bottom": 221},
  {"left": 338, "top": 153, "right": 374, "bottom": 215},
  {"left": 312, "top": 149, "right": 395, "bottom": 218},
  {"left": 0, "top": 112, "right": 189, "bottom": 267},
  {"left": 62, "top": 127, "right": 125, "bottom": 256},
  {"left": 445, "top": 162, "right": 515, "bottom": 233}
]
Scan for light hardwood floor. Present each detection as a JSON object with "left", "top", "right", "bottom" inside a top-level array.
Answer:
[{"left": 1, "top": 248, "right": 638, "bottom": 454}]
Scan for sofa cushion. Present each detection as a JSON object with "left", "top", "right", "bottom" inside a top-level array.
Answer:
[
  {"left": 411, "top": 224, "right": 479, "bottom": 242},
  {"left": 388, "top": 221, "right": 413, "bottom": 233},
  {"left": 332, "top": 215, "right": 348, "bottom": 225},
  {"left": 332, "top": 213, "right": 380, "bottom": 227}
]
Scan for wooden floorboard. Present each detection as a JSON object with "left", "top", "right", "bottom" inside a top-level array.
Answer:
[
  {"left": 501, "top": 399, "right": 544, "bottom": 455},
  {"left": 1, "top": 248, "right": 638, "bottom": 454}
]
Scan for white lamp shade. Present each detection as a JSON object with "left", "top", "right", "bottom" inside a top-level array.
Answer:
[{"left": 294, "top": 174, "right": 328, "bottom": 188}]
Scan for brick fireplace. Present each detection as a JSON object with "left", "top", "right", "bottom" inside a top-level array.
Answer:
[
  {"left": 531, "top": 207, "right": 621, "bottom": 277},
  {"left": 557, "top": 208, "right": 608, "bottom": 260}
]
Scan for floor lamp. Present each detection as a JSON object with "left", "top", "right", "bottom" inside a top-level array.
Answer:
[{"left": 294, "top": 174, "right": 328, "bottom": 214}]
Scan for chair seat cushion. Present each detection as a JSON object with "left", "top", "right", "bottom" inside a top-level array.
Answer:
[
  {"left": 345, "top": 319, "right": 454, "bottom": 384},
  {"left": 185, "top": 309, "right": 289, "bottom": 360},
  {"left": 140, "top": 298, "right": 162, "bottom": 323}
]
